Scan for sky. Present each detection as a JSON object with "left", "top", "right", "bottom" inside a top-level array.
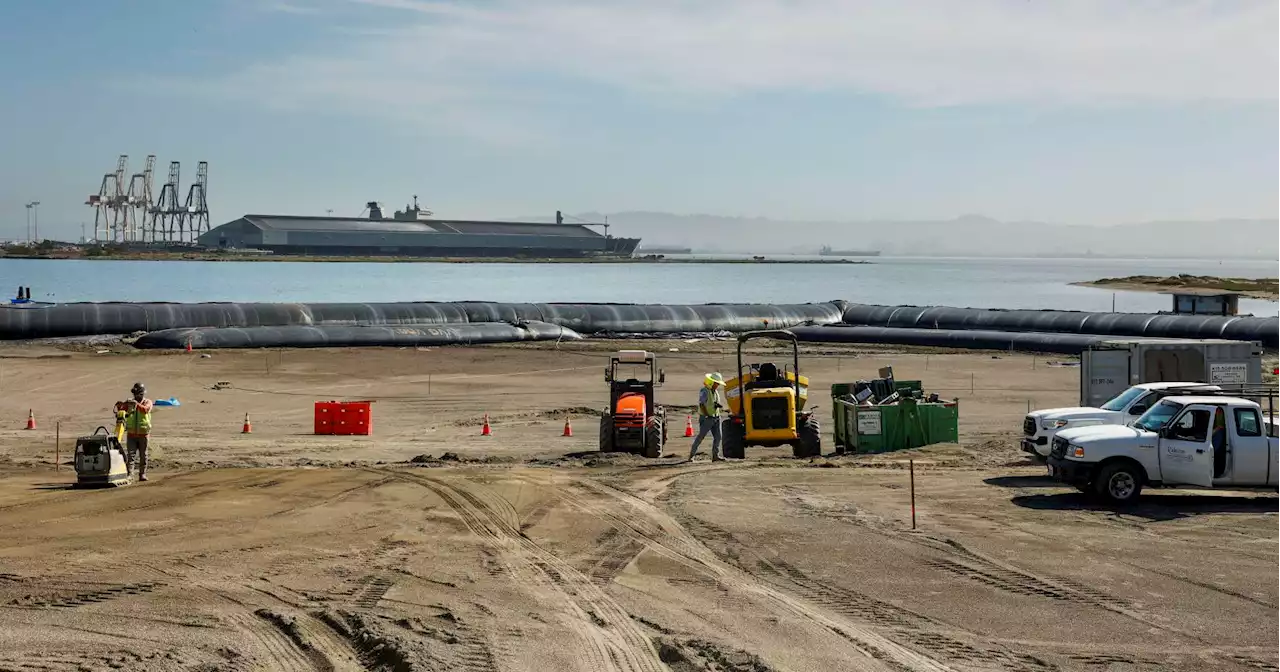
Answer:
[{"left": 0, "top": 0, "right": 1276, "bottom": 242}]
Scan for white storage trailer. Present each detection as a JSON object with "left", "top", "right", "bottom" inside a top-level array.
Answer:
[{"left": 1079, "top": 338, "right": 1263, "bottom": 407}]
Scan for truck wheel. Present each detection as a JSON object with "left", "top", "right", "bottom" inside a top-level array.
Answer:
[
  {"left": 1093, "top": 462, "right": 1143, "bottom": 505},
  {"left": 722, "top": 420, "right": 745, "bottom": 459},
  {"left": 599, "top": 414, "right": 618, "bottom": 453},
  {"left": 793, "top": 415, "right": 821, "bottom": 459},
  {"left": 641, "top": 417, "right": 663, "bottom": 459}
]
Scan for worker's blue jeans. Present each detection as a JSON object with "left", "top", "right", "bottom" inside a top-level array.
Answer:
[{"left": 689, "top": 416, "right": 721, "bottom": 460}]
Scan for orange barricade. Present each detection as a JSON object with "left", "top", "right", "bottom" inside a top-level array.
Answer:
[{"left": 314, "top": 400, "right": 374, "bottom": 436}]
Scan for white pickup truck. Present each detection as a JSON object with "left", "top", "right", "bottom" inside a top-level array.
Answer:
[
  {"left": 1047, "top": 392, "right": 1279, "bottom": 504},
  {"left": 1021, "top": 382, "right": 1219, "bottom": 459}
]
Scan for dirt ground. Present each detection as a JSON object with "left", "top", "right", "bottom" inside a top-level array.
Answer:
[{"left": 0, "top": 340, "right": 1275, "bottom": 672}]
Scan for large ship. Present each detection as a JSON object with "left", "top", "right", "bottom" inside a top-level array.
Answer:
[
  {"left": 819, "top": 245, "right": 880, "bottom": 257},
  {"left": 198, "top": 197, "right": 641, "bottom": 259}
]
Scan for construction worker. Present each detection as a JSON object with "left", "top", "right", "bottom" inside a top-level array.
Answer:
[
  {"left": 115, "top": 382, "right": 154, "bottom": 482},
  {"left": 689, "top": 373, "right": 726, "bottom": 461}
]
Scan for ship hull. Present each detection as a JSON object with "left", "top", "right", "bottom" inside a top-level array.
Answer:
[
  {"left": 819, "top": 250, "right": 880, "bottom": 257},
  {"left": 253, "top": 237, "right": 641, "bottom": 259}
]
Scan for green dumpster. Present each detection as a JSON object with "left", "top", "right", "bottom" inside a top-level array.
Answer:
[
  {"left": 832, "top": 397, "right": 959, "bottom": 454},
  {"left": 831, "top": 381, "right": 924, "bottom": 450}
]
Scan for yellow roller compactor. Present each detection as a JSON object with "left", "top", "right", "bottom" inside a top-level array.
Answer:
[{"left": 722, "top": 330, "right": 821, "bottom": 459}]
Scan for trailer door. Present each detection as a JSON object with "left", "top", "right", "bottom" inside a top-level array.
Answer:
[
  {"left": 1142, "top": 347, "right": 1206, "bottom": 384},
  {"left": 1082, "top": 348, "right": 1131, "bottom": 407}
]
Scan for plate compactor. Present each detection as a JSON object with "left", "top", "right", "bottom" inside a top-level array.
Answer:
[
  {"left": 74, "top": 410, "right": 138, "bottom": 488},
  {"left": 599, "top": 350, "right": 667, "bottom": 458}
]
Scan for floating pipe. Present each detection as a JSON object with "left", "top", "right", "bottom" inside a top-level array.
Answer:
[
  {"left": 133, "top": 321, "right": 580, "bottom": 349},
  {"left": 0, "top": 301, "right": 848, "bottom": 340},
  {"left": 840, "top": 304, "right": 1277, "bottom": 348},
  {"left": 790, "top": 325, "right": 1112, "bottom": 354}
]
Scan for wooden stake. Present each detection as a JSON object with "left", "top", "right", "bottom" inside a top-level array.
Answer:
[
  {"left": 909, "top": 459, "right": 916, "bottom": 530},
  {"left": 55, "top": 422, "right": 60, "bottom": 471}
]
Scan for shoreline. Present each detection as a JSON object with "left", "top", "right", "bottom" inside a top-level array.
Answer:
[
  {"left": 0, "top": 252, "right": 869, "bottom": 265},
  {"left": 1072, "top": 274, "right": 1278, "bottom": 300}
]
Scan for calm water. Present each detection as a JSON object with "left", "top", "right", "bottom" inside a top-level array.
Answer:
[{"left": 1, "top": 256, "right": 1276, "bottom": 316}]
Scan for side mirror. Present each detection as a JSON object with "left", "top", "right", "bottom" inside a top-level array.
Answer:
[
  {"left": 658, "top": 370, "right": 666, "bottom": 384},
  {"left": 604, "top": 368, "right": 613, "bottom": 383},
  {"left": 1129, "top": 405, "right": 1147, "bottom": 416}
]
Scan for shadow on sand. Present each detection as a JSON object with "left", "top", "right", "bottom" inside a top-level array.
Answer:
[
  {"left": 983, "top": 475, "right": 1061, "bottom": 489},
  {"left": 1010, "top": 492, "right": 1278, "bottom": 522}
]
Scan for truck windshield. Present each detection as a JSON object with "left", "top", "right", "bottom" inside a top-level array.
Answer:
[
  {"left": 1100, "top": 386, "right": 1146, "bottom": 412},
  {"left": 1133, "top": 400, "right": 1181, "bottom": 432}
]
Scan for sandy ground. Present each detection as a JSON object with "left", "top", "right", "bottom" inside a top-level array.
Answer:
[{"left": 0, "top": 340, "right": 1275, "bottom": 672}]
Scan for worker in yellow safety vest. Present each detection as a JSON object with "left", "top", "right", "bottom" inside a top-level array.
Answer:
[
  {"left": 689, "top": 373, "right": 726, "bottom": 462},
  {"left": 114, "top": 382, "right": 155, "bottom": 482}
]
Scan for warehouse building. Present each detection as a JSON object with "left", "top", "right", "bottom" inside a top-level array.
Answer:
[{"left": 197, "top": 202, "right": 640, "bottom": 259}]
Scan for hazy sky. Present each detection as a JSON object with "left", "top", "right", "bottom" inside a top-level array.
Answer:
[{"left": 1, "top": 0, "right": 1276, "bottom": 241}]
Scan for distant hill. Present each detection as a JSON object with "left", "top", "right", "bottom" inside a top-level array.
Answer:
[{"left": 535, "top": 213, "right": 1278, "bottom": 259}]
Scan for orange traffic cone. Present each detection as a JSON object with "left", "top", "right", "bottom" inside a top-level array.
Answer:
[
  {"left": 25, "top": 409, "right": 36, "bottom": 430},
  {"left": 683, "top": 415, "right": 694, "bottom": 437},
  {"left": 481, "top": 413, "right": 492, "bottom": 436},
  {"left": 562, "top": 416, "right": 573, "bottom": 437},
  {"left": 241, "top": 412, "right": 252, "bottom": 434}
]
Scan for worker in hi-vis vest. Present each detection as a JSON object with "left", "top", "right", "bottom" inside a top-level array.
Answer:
[
  {"left": 115, "top": 382, "right": 155, "bottom": 482},
  {"left": 689, "top": 373, "right": 726, "bottom": 461}
]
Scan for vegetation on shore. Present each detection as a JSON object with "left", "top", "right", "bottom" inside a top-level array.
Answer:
[
  {"left": 0, "top": 244, "right": 869, "bottom": 265},
  {"left": 1073, "top": 274, "right": 1278, "bottom": 299}
]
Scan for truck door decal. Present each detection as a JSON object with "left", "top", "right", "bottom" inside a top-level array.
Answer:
[{"left": 1159, "top": 407, "right": 1215, "bottom": 487}]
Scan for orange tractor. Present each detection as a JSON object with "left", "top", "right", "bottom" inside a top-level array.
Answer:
[{"left": 599, "top": 350, "right": 667, "bottom": 458}]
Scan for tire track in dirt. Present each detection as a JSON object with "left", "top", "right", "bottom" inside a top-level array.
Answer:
[
  {"left": 659, "top": 501, "right": 1045, "bottom": 671},
  {"left": 1112, "top": 557, "right": 1277, "bottom": 609},
  {"left": 582, "top": 529, "right": 646, "bottom": 585},
  {"left": 293, "top": 613, "right": 371, "bottom": 672},
  {"left": 228, "top": 611, "right": 317, "bottom": 672},
  {"left": 762, "top": 482, "right": 1204, "bottom": 639},
  {"left": 545, "top": 474, "right": 956, "bottom": 672},
  {"left": 6, "top": 580, "right": 163, "bottom": 610},
  {"left": 257, "top": 608, "right": 371, "bottom": 672},
  {"left": 374, "top": 468, "right": 668, "bottom": 672},
  {"left": 519, "top": 494, "right": 561, "bottom": 533},
  {"left": 354, "top": 576, "right": 395, "bottom": 610}
]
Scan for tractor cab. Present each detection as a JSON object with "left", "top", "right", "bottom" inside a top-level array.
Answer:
[
  {"left": 723, "top": 330, "right": 821, "bottom": 459},
  {"left": 600, "top": 351, "right": 667, "bottom": 458}
]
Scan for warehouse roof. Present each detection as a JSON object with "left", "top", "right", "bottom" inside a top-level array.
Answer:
[{"left": 237, "top": 214, "right": 601, "bottom": 237}]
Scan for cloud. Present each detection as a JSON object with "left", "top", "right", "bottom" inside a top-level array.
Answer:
[{"left": 191, "top": 0, "right": 1277, "bottom": 139}]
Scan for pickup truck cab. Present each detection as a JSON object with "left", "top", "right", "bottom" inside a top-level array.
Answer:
[
  {"left": 1047, "top": 393, "right": 1279, "bottom": 504},
  {"left": 1021, "top": 382, "right": 1220, "bottom": 459}
]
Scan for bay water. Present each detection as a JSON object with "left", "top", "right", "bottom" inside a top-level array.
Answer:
[{"left": 1, "top": 256, "right": 1275, "bottom": 316}]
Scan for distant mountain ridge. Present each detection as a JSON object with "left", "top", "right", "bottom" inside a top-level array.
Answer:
[{"left": 528, "top": 212, "right": 1277, "bottom": 259}]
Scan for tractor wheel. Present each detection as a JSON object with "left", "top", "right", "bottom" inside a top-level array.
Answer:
[
  {"left": 793, "top": 414, "right": 821, "bottom": 459},
  {"left": 722, "top": 419, "right": 746, "bottom": 459},
  {"left": 599, "top": 414, "right": 618, "bottom": 453},
  {"left": 641, "top": 417, "right": 664, "bottom": 459}
]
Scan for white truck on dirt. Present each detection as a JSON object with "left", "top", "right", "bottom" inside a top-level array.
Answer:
[
  {"left": 1020, "top": 382, "right": 1220, "bottom": 459},
  {"left": 1046, "top": 387, "right": 1279, "bottom": 504}
]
